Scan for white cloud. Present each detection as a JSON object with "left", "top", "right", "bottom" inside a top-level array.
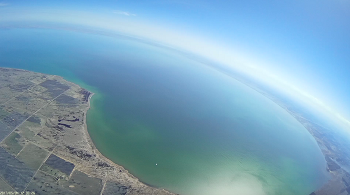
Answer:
[
  {"left": 113, "top": 10, "right": 136, "bottom": 17},
  {"left": 0, "top": 2, "right": 8, "bottom": 6}
]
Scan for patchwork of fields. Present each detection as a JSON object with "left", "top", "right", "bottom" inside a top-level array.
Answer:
[{"left": 0, "top": 68, "right": 173, "bottom": 195}]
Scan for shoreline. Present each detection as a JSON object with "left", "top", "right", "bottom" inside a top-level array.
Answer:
[
  {"left": 82, "top": 90, "right": 175, "bottom": 194},
  {"left": 2, "top": 66, "right": 175, "bottom": 193},
  {"left": 59, "top": 75, "right": 177, "bottom": 195},
  {"left": 0, "top": 67, "right": 175, "bottom": 195}
]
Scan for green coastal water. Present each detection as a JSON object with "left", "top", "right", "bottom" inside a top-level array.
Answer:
[{"left": 0, "top": 28, "right": 329, "bottom": 195}]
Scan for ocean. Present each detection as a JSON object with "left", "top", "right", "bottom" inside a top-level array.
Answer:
[{"left": 0, "top": 28, "right": 328, "bottom": 195}]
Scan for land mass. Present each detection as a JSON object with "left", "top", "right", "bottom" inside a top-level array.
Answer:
[{"left": 0, "top": 68, "right": 175, "bottom": 195}]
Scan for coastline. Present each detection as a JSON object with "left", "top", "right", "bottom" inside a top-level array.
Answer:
[
  {"left": 0, "top": 67, "right": 175, "bottom": 195},
  {"left": 81, "top": 90, "right": 176, "bottom": 194},
  {"left": 56, "top": 75, "right": 177, "bottom": 195}
]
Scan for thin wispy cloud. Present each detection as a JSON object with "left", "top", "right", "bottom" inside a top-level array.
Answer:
[
  {"left": 0, "top": 2, "right": 8, "bottom": 6},
  {"left": 113, "top": 10, "right": 136, "bottom": 17}
]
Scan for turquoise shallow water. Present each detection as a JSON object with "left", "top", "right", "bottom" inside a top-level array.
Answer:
[{"left": 0, "top": 28, "right": 329, "bottom": 195}]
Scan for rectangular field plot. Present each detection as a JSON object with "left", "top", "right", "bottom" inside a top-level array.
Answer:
[
  {"left": 0, "top": 105, "right": 30, "bottom": 130},
  {"left": 5, "top": 91, "right": 49, "bottom": 114},
  {"left": 39, "top": 80, "right": 70, "bottom": 99},
  {"left": 0, "top": 121, "right": 13, "bottom": 142},
  {"left": 8, "top": 82, "right": 34, "bottom": 93},
  {"left": 26, "top": 171, "right": 78, "bottom": 195},
  {"left": 53, "top": 94, "right": 79, "bottom": 105},
  {"left": 16, "top": 143, "right": 49, "bottom": 170},
  {"left": 0, "top": 87, "right": 19, "bottom": 104},
  {"left": 102, "top": 182, "right": 128, "bottom": 195},
  {"left": 1, "top": 111, "right": 29, "bottom": 130},
  {"left": 0, "top": 147, "right": 35, "bottom": 192},
  {"left": 0, "top": 132, "right": 25, "bottom": 156},
  {"left": 26, "top": 115, "right": 42, "bottom": 125},
  {"left": 61, "top": 170, "right": 102, "bottom": 195},
  {"left": 41, "top": 154, "right": 75, "bottom": 176}
]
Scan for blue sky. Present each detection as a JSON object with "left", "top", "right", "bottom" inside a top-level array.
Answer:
[{"left": 1, "top": 0, "right": 350, "bottom": 128}]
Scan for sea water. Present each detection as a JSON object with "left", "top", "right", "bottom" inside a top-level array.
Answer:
[{"left": 0, "top": 28, "right": 328, "bottom": 195}]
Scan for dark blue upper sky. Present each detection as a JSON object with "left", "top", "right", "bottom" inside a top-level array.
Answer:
[{"left": 1, "top": 0, "right": 350, "bottom": 128}]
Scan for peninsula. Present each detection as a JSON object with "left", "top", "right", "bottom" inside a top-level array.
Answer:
[{"left": 0, "top": 68, "right": 175, "bottom": 195}]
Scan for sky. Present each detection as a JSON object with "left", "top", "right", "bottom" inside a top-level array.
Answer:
[{"left": 1, "top": 0, "right": 350, "bottom": 129}]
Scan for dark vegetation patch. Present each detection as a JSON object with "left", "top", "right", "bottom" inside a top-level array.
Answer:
[
  {"left": 80, "top": 89, "right": 91, "bottom": 102},
  {"left": 39, "top": 80, "right": 70, "bottom": 98},
  {"left": 0, "top": 121, "right": 12, "bottom": 142},
  {"left": 343, "top": 172, "right": 350, "bottom": 187},
  {"left": 0, "top": 147, "right": 35, "bottom": 191},
  {"left": 102, "top": 182, "right": 128, "bottom": 195},
  {"left": 59, "top": 117, "right": 79, "bottom": 122},
  {"left": 0, "top": 106, "right": 9, "bottom": 119},
  {"left": 8, "top": 83, "right": 33, "bottom": 92},
  {"left": 97, "top": 161, "right": 110, "bottom": 168},
  {"left": 55, "top": 94, "right": 78, "bottom": 105},
  {"left": 326, "top": 156, "right": 341, "bottom": 172},
  {"left": 66, "top": 118, "right": 79, "bottom": 122},
  {"left": 27, "top": 116, "right": 41, "bottom": 124},
  {"left": 44, "top": 154, "right": 75, "bottom": 176},
  {"left": 58, "top": 123, "right": 72, "bottom": 128},
  {"left": 1, "top": 111, "right": 30, "bottom": 130},
  {"left": 66, "top": 146, "right": 95, "bottom": 160}
]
